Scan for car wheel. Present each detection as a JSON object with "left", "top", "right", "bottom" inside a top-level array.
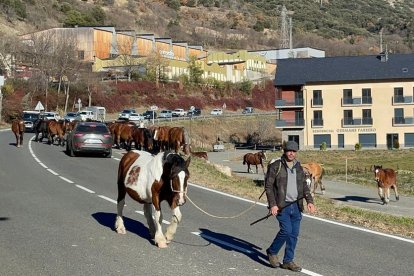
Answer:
[{"left": 105, "top": 148, "right": 112, "bottom": 158}]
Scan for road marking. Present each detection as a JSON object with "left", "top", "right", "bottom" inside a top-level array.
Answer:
[
  {"left": 60, "top": 176, "right": 74, "bottom": 184},
  {"left": 75, "top": 184, "right": 95, "bottom": 193},
  {"left": 47, "top": 169, "right": 58, "bottom": 175},
  {"left": 98, "top": 195, "right": 117, "bottom": 204},
  {"left": 39, "top": 163, "right": 48, "bottom": 169}
]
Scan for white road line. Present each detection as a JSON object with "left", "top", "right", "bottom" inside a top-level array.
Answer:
[
  {"left": 98, "top": 195, "right": 117, "bottom": 204},
  {"left": 39, "top": 163, "right": 48, "bottom": 169},
  {"left": 60, "top": 176, "right": 74, "bottom": 184},
  {"left": 301, "top": 269, "right": 324, "bottom": 276},
  {"left": 113, "top": 157, "right": 121, "bottom": 161},
  {"left": 47, "top": 169, "right": 59, "bottom": 175},
  {"left": 75, "top": 184, "right": 95, "bottom": 193}
]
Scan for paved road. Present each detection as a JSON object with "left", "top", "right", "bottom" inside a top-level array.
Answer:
[{"left": 207, "top": 149, "right": 414, "bottom": 218}]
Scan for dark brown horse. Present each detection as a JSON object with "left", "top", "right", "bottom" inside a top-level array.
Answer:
[
  {"left": 11, "top": 119, "right": 25, "bottom": 147},
  {"left": 302, "top": 162, "right": 325, "bottom": 195},
  {"left": 243, "top": 150, "right": 267, "bottom": 174},
  {"left": 168, "top": 126, "right": 190, "bottom": 155},
  {"left": 112, "top": 122, "right": 135, "bottom": 150},
  {"left": 153, "top": 125, "right": 171, "bottom": 152},
  {"left": 190, "top": 146, "right": 208, "bottom": 160},
  {"left": 115, "top": 150, "right": 191, "bottom": 248},
  {"left": 373, "top": 165, "right": 399, "bottom": 204},
  {"left": 131, "top": 127, "right": 154, "bottom": 152}
]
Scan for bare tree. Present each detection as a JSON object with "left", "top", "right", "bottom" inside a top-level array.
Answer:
[
  {"left": 0, "top": 33, "right": 21, "bottom": 77},
  {"left": 145, "top": 50, "right": 169, "bottom": 88}
]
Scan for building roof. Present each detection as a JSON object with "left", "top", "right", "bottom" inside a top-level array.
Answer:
[{"left": 274, "top": 53, "right": 414, "bottom": 86}]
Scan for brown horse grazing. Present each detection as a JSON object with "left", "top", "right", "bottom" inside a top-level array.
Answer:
[
  {"left": 115, "top": 150, "right": 191, "bottom": 248},
  {"left": 47, "top": 120, "right": 66, "bottom": 146},
  {"left": 168, "top": 126, "right": 190, "bottom": 155},
  {"left": 131, "top": 127, "right": 154, "bottom": 152},
  {"left": 112, "top": 122, "right": 135, "bottom": 150},
  {"left": 302, "top": 162, "right": 325, "bottom": 195},
  {"left": 189, "top": 147, "right": 208, "bottom": 161},
  {"left": 373, "top": 165, "right": 399, "bottom": 205},
  {"left": 11, "top": 119, "right": 25, "bottom": 147},
  {"left": 153, "top": 125, "right": 171, "bottom": 152},
  {"left": 243, "top": 150, "right": 267, "bottom": 174}
]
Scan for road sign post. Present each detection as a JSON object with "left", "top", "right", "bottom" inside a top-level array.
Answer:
[{"left": 0, "top": 76, "right": 4, "bottom": 122}]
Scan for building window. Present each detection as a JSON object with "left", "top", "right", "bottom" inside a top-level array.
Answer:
[
  {"left": 362, "top": 88, "right": 372, "bottom": 104},
  {"left": 343, "top": 110, "right": 353, "bottom": 125},
  {"left": 359, "top": 134, "right": 376, "bottom": 148},
  {"left": 394, "top": 87, "right": 404, "bottom": 103},
  {"left": 314, "top": 134, "right": 331, "bottom": 149},
  {"left": 394, "top": 108, "right": 404, "bottom": 124},
  {"left": 312, "top": 90, "right": 323, "bottom": 106},
  {"left": 312, "top": 110, "right": 323, "bottom": 127},
  {"left": 362, "top": 109, "right": 372, "bottom": 125},
  {"left": 78, "top": 50, "right": 85, "bottom": 60},
  {"left": 343, "top": 89, "right": 353, "bottom": 104}
]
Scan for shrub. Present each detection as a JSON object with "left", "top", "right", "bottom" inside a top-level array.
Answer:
[
  {"left": 320, "top": 142, "right": 327, "bottom": 151},
  {"left": 355, "top": 143, "right": 362, "bottom": 151},
  {"left": 393, "top": 140, "right": 400, "bottom": 149}
]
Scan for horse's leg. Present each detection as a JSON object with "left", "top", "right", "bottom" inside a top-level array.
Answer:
[
  {"left": 15, "top": 134, "right": 20, "bottom": 147},
  {"left": 115, "top": 186, "right": 127, "bottom": 234},
  {"left": 20, "top": 133, "right": 24, "bottom": 147},
  {"left": 153, "top": 208, "right": 167, "bottom": 248},
  {"left": 255, "top": 164, "right": 259, "bottom": 174},
  {"left": 143, "top": 203, "right": 156, "bottom": 238},
  {"left": 393, "top": 184, "right": 400, "bottom": 201},
  {"left": 378, "top": 186, "right": 386, "bottom": 204},
  {"left": 165, "top": 207, "right": 181, "bottom": 243},
  {"left": 312, "top": 176, "right": 318, "bottom": 195},
  {"left": 384, "top": 187, "right": 390, "bottom": 204}
]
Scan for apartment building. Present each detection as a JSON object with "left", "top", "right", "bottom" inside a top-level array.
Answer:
[{"left": 274, "top": 53, "right": 414, "bottom": 150}]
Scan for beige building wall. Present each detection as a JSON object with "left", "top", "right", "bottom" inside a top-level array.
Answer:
[{"left": 303, "top": 81, "right": 414, "bottom": 149}]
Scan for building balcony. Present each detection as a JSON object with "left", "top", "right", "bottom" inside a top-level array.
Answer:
[
  {"left": 275, "top": 99, "right": 304, "bottom": 108},
  {"left": 311, "top": 119, "right": 324, "bottom": 127},
  {"left": 342, "top": 117, "right": 373, "bottom": 127},
  {"left": 393, "top": 117, "right": 414, "bottom": 126},
  {"left": 342, "top": 97, "right": 372, "bottom": 106},
  {"left": 311, "top": 98, "right": 323, "bottom": 107},
  {"left": 275, "top": 119, "right": 305, "bottom": 128},
  {"left": 393, "top": 96, "right": 414, "bottom": 105}
]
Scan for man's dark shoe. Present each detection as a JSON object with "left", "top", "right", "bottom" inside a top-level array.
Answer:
[
  {"left": 266, "top": 250, "right": 280, "bottom": 268},
  {"left": 281, "top": 262, "right": 302, "bottom": 272}
]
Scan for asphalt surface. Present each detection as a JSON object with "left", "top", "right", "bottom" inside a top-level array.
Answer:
[{"left": 207, "top": 149, "right": 414, "bottom": 218}]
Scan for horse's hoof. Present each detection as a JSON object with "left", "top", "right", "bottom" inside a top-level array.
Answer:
[
  {"left": 115, "top": 228, "right": 126, "bottom": 234},
  {"left": 157, "top": 242, "right": 168, "bottom": 248}
]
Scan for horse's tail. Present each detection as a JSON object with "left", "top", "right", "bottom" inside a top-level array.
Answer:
[{"left": 242, "top": 155, "right": 246, "bottom": 165}]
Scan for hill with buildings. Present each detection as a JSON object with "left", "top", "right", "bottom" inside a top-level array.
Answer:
[{"left": 1, "top": 0, "right": 414, "bottom": 56}]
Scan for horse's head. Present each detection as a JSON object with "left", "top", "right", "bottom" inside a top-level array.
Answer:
[
  {"left": 304, "top": 170, "right": 312, "bottom": 187},
  {"left": 164, "top": 153, "right": 191, "bottom": 206},
  {"left": 144, "top": 128, "right": 154, "bottom": 151},
  {"left": 373, "top": 165, "right": 382, "bottom": 182},
  {"left": 258, "top": 150, "right": 267, "bottom": 161}
]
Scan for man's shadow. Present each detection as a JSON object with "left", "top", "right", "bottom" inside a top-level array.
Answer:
[
  {"left": 92, "top": 212, "right": 154, "bottom": 244},
  {"left": 197, "top": 228, "right": 271, "bottom": 267}
]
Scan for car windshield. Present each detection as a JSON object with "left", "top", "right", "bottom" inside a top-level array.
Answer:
[
  {"left": 66, "top": 113, "right": 77, "bottom": 117},
  {"left": 23, "top": 113, "right": 39, "bottom": 120},
  {"left": 76, "top": 125, "right": 108, "bottom": 134}
]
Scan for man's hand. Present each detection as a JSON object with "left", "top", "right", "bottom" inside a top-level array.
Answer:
[
  {"left": 307, "top": 203, "right": 316, "bottom": 213},
  {"left": 270, "top": 206, "right": 279, "bottom": 216}
]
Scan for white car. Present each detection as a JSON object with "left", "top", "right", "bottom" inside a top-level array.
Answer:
[
  {"left": 118, "top": 109, "right": 137, "bottom": 120},
  {"left": 128, "top": 113, "right": 144, "bottom": 121},
  {"left": 76, "top": 110, "right": 94, "bottom": 121},
  {"left": 42, "top": 112, "right": 60, "bottom": 120},
  {"left": 63, "top": 112, "right": 78, "bottom": 122},
  {"left": 172, "top": 108, "right": 186, "bottom": 117},
  {"left": 210, "top": 108, "right": 223, "bottom": 115},
  {"left": 159, "top": 110, "right": 173, "bottom": 118}
]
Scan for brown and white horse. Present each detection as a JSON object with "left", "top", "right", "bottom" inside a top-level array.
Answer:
[
  {"left": 115, "top": 150, "right": 191, "bottom": 248},
  {"left": 373, "top": 165, "right": 399, "bottom": 204},
  {"left": 11, "top": 119, "right": 25, "bottom": 147},
  {"left": 243, "top": 150, "right": 267, "bottom": 174},
  {"left": 302, "top": 162, "right": 325, "bottom": 195}
]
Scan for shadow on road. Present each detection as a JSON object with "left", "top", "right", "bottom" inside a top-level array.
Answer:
[
  {"left": 197, "top": 228, "right": 271, "bottom": 267},
  {"left": 92, "top": 212, "right": 152, "bottom": 242},
  {"left": 333, "top": 195, "right": 383, "bottom": 205}
]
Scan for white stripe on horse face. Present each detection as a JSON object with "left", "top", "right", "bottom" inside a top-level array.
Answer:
[{"left": 177, "top": 171, "right": 186, "bottom": 205}]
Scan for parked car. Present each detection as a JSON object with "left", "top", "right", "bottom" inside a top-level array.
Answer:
[
  {"left": 22, "top": 111, "right": 40, "bottom": 132},
  {"left": 172, "top": 108, "right": 186, "bottom": 117},
  {"left": 63, "top": 112, "right": 78, "bottom": 122},
  {"left": 66, "top": 122, "right": 113, "bottom": 157},
  {"left": 143, "top": 110, "right": 158, "bottom": 119},
  {"left": 187, "top": 108, "right": 201, "bottom": 117},
  {"left": 242, "top": 107, "right": 254, "bottom": 114},
  {"left": 76, "top": 110, "right": 95, "bottom": 121},
  {"left": 159, "top": 110, "right": 173, "bottom": 118},
  {"left": 210, "top": 108, "right": 223, "bottom": 115},
  {"left": 118, "top": 109, "right": 137, "bottom": 120},
  {"left": 128, "top": 113, "right": 144, "bottom": 122}
]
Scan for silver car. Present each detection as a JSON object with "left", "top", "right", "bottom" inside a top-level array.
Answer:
[{"left": 66, "top": 122, "right": 113, "bottom": 157}]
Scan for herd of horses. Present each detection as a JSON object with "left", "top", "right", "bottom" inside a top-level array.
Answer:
[{"left": 10, "top": 116, "right": 401, "bottom": 248}]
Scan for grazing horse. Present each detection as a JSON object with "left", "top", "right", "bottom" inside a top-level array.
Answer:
[
  {"left": 115, "top": 150, "right": 191, "bottom": 248},
  {"left": 302, "top": 162, "right": 325, "bottom": 195},
  {"left": 168, "top": 126, "right": 190, "bottom": 155},
  {"left": 131, "top": 127, "right": 154, "bottom": 152},
  {"left": 189, "top": 147, "right": 208, "bottom": 161},
  {"left": 113, "top": 122, "right": 135, "bottom": 150},
  {"left": 11, "top": 119, "right": 25, "bottom": 147},
  {"left": 243, "top": 150, "right": 267, "bottom": 174},
  {"left": 373, "top": 165, "right": 399, "bottom": 205}
]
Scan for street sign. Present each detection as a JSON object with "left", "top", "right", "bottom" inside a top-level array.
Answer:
[
  {"left": 0, "top": 76, "right": 4, "bottom": 86},
  {"left": 34, "top": 101, "right": 44, "bottom": 111},
  {"left": 150, "top": 105, "right": 158, "bottom": 111},
  {"left": 190, "top": 106, "right": 195, "bottom": 111}
]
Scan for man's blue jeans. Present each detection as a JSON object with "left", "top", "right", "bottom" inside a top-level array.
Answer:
[{"left": 267, "top": 202, "right": 302, "bottom": 263}]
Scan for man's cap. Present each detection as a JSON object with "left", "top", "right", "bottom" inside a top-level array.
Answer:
[{"left": 284, "top": 141, "right": 299, "bottom": 152}]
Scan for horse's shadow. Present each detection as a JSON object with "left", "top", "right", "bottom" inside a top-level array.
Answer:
[
  {"left": 197, "top": 228, "right": 271, "bottom": 267},
  {"left": 333, "top": 195, "right": 383, "bottom": 205},
  {"left": 92, "top": 212, "right": 153, "bottom": 243}
]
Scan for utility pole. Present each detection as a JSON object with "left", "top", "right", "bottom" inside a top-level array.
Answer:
[
  {"left": 0, "top": 75, "right": 4, "bottom": 123},
  {"left": 280, "top": 6, "right": 289, "bottom": 49}
]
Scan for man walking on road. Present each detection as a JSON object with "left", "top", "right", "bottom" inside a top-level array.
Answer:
[{"left": 264, "top": 141, "right": 316, "bottom": 272}]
